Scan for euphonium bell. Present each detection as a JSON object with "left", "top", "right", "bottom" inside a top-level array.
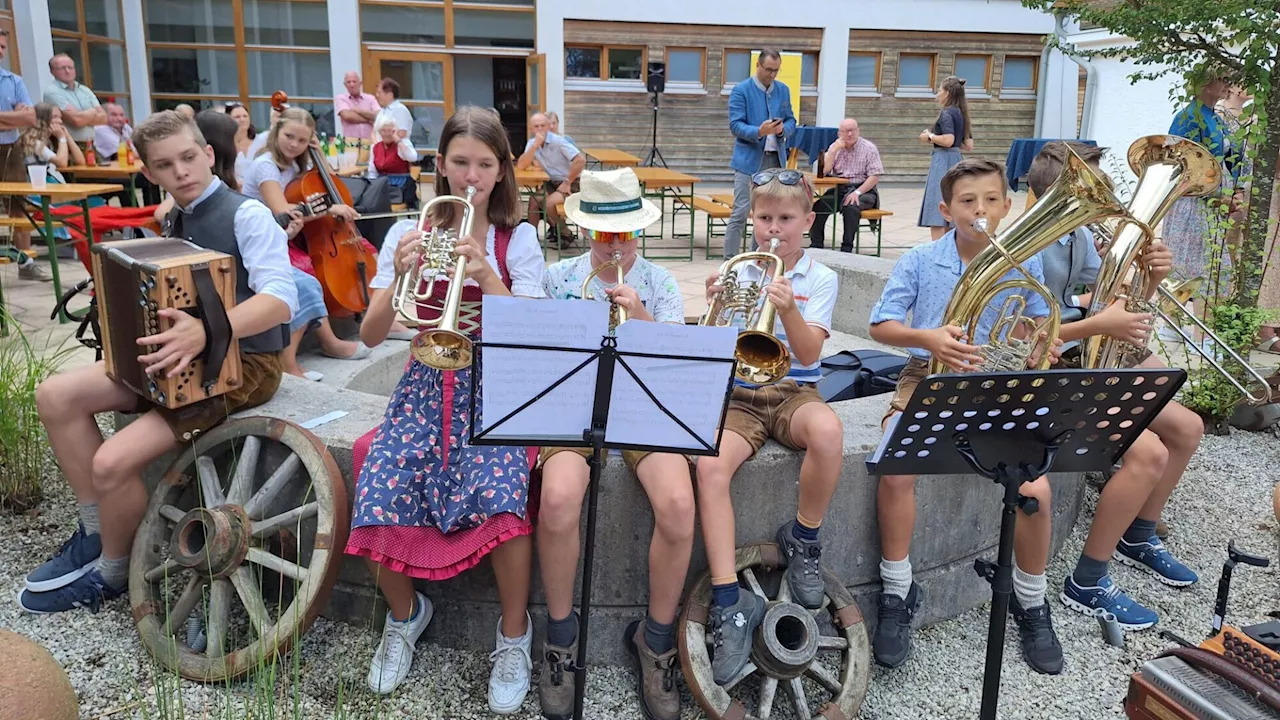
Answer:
[
  {"left": 582, "top": 249, "right": 628, "bottom": 331},
  {"left": 699, "top": 238, "right": 791, "bottom": 385},
  {"left": 391, "top": 186, "right": 477, "bottom": 370},
  {"left": 930, "top": 145, "right": 1143, "bottom": 375}
]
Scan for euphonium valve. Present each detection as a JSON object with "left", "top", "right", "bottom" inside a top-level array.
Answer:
[
  {"left": 391, "top": 185, "right": 477, "bottom": 370},
  {"left": 582, "top": 249, "right": 628, "bottom": 331},
  {"left": 699, "top": 238, "right": 791, "bottom": 386}
]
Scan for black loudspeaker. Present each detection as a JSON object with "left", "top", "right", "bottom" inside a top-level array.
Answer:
[{"left": 646, "top": 61, "right": 666, "bottom": 94}]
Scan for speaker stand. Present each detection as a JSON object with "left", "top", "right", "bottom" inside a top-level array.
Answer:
[{"left": 642, "top": 91, "right": 667, "bottom": 168}]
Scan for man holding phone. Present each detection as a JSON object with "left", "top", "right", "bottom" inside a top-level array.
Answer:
[{"left": 725, "top": 48, "right": 795, "bottom": 259}]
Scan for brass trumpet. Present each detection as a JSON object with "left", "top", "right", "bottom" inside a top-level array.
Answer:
[
  {"left": 391, "top": 186, "right": 477, "bottom": 370},
  {"left": 582, "top": 249, "right": 628, "bottom": 331},
  {"left": 700, "top": 238, "right": 790, "bottom": 385}
]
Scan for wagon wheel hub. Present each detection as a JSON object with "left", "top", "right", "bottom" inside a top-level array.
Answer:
[
  {"left": 751, "top": 601, "right": 821, "bottom": 680},
  {"left": 169, "top": 505, "right": 251, "bottom": 579}
]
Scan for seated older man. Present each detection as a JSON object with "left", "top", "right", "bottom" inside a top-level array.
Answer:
[
  {"left": 516, "top": 111, "right": 584, "bottom": 246},
  {"left": 811, "top": 117, "right": 884, "bottom": 253}
]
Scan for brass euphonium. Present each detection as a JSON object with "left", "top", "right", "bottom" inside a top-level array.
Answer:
[
  {"left": 931, "top": 146, "right": 1142, "bottom": 375},
  {"left": 391, "top": 185, "right": 477, "bottom": 370},
  {"left": 582, "top": 249, "right": 628, "bottom": 331},
  {"left": 1081, "top": 134, "right": 1271, "bottom": 404},
  {"left": 699, "top": 238, "right": 791, "bottom": 385}
]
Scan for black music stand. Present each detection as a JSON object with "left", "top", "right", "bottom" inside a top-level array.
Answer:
[
  {"left": 470, "top": 334, "right": 736, "bottom": 720},
  {"left": 868, "top": 366, "right": 1186, "bottom": 720}
]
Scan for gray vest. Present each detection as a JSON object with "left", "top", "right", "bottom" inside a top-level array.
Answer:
[
  {"left": 164, "top": 183, "right": 290, "bottom": 354},
  {"left": 1039, "top": 228, "right": 1096, "bottom": 324}
]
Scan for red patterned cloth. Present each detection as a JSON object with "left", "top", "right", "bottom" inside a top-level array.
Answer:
[{"left": 33, "top": 204, "right": 162, "bottom": 274}]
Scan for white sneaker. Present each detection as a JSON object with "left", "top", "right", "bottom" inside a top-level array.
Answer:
[
  {"left": 487, "top": 612, "right": 533, "bottom": 714},
  {"left": 366, "top": 592, "right": 433, "bottom": 695}
]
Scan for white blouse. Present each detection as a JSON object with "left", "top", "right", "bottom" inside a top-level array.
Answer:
[{"left": 371, "top": 218, "right": 545, "bottom": 299}]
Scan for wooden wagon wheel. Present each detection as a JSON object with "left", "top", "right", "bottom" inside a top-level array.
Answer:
[
  {"left": 678, "top": 542, "right": 871, "bottom": 720},
  {"left": 128, "top": 416, "right": 349, "bottom": 682}
]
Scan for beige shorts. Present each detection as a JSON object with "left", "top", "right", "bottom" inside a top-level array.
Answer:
[
  {"left": 723, "top": 380, "right": 826, "bottom": 454},
  {"left": 538, "top": 445, "right": 654, "bottom": 472},
  {"left": 882, "top": 356, "right": 930, "bottom": 423},
  {"left": 1058, "top": 345, "right": 1152, "bottom": 369}
]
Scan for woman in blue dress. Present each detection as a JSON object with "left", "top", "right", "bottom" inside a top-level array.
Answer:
[{"left": 917, "top": 76, "right": 974, "bottom": 240}]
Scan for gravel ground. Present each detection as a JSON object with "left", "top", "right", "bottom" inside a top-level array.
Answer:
[{"left": 2, "top": 424, "right": 1277, "bottom": 720}]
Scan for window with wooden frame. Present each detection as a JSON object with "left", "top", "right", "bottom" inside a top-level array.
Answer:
[
  {"left": 954, "top": 54, "right": 991, "bottom": 94},
  {"left": 144, "top": 0, "right": 335, "bottom": 134},
  {"left": 846, "top": 52, "right": 880, "bottom": 93},
  {"left": 565, "top": 45, "right": 646, "bottom": 82},
  {"left": 1002, "top": 56, "right": 1039, "bottom": 99},
  {"left": 665, "top": 47, "right": 705, "bottom": 89},
  {"left": 0, "top": 12, "right": 18, "bottom": 74},
  {"left": 897, "top": 53, "right": 935, "bottom": 91},
  {"left": 722, "top": 49, "right": 751, "bottom": 86},
  {"left": 359, "top": 0, "right": 534, "bottom": 49},
  {"left": 800, "top": 52, "right": 818, "bottom": 92},
  {"left": 48, "top": 0, "right": 130, "bottom": 106}
]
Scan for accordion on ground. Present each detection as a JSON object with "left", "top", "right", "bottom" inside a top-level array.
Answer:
[
  {"left": 90, "top": 237, "right": 241, "bottom": 410},
  {"left": 1126, "top": 622, "right": 1280, "bottom": 720}
]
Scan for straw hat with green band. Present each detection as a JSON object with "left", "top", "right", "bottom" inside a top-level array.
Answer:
[{"left": 563, "top": 168, "right": 662, "bottom": 234}]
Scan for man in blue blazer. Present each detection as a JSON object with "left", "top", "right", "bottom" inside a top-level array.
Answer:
[{"left": 725, "top": 48, "right": 796, "bottom": 259}]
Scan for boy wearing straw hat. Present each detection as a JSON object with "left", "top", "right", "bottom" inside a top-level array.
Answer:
[{"left": 536, "top": 168, "right": 690, "bottom": 720}]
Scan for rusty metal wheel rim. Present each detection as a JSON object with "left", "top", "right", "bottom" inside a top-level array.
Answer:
[
  {"left": 128, "top": 416, "right": 348, "bottom": 682},
  {"left": 678, "top": 542, "right": 871, "bottom": 720}
]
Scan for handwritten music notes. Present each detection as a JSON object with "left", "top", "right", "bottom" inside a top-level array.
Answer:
[
  {"left": 477, "top": 296, "right": 738, "bottom": 452},
  {"left": 608, "top": 322, "right": 738, "bottom": 450},
  {"left": 479, "top": 297, "right": 606, "bottom": 443}
]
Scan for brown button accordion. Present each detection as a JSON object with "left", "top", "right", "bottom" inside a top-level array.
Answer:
[
  {"left": 90, "top": 237, "right": 241, "bottom": 409},
  {"left": 1125, "top": 624, "right": 1280, "bottom": 720}
]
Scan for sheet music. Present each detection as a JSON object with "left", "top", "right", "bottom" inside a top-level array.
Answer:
[
  {"left": 606, "top": 322, "right": 738, "bottom": 450},
  {"left": 478, "top": 297, "right": 609, "bottom": 442},
  {"left": 865, "top": 412, "right": 901, "bottom": 472}
]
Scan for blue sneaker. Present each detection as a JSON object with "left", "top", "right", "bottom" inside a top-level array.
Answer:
[
  {"left": 17, "top": 569, "right": 122, "bottom": 615},
  {"left": 1114, "top": 536, "right": 1199, "bottom": 587},
  {"left": 25, "top": 523, "right": 102, "bottom": 592},
  {"left": 1060, "top": 575, "right": 1158, "bottom": 630}
]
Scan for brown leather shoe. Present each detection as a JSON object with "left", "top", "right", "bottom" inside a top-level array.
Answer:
[
  {"left": 538, "top": 639, "right": 576, "bottom": 720},
  {"left": 626, "top": 620, "right": 681, "bottom": 720}
]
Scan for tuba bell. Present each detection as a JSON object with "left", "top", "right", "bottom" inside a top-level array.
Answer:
[
  {"left": 391, "top": 186, "right": 477, "bottom": 370},
  {"left": 582, "top": 249, "right": 628, "bottom": 331},
  {"left": 700, "top": 238, "right": 791, "bottom": 385},
  {"left": 931, "top": 145, "right": 1145, "bottom": 375},
  {"left": 1081, "top": 135, "right": 1271, "bottom": 404}
]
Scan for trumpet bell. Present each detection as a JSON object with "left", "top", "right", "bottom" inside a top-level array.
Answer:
[
  {"left": 735, "top": 331, "right": 791, "bottom": 385},
  {"left": 411, "top": 329, "right": 473, "bottom": 370}
]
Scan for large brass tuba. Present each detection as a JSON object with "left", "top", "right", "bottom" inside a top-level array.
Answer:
[
  {"left": 582, "top": 249, "right": 628, "bottom": 331},
  {"left": 1081, "top": 135, "right": 1271, "bottom": 404},
  {"left": 700, "top": 238, "right": 791, "bottom": 385},
  {"left": 392, "top": 186, "right": 477, "bottom": 370},
  {"left": 930, "top": 146, "right": 1142, "bottom": 375}
]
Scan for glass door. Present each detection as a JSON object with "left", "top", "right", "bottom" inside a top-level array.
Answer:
[{"left": 366, "top": 51, "right": 454, "bottom": 151}]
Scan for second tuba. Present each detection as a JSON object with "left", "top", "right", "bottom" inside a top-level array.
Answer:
[
  {"left": 392, "top": 186, "right": 477, "bottom": 370},
  {"left": 700, "top": 238, "right": 791, "bottom": 385},
  {"left": 931, "top": 145, "right": 1143, "bottom": 375}
]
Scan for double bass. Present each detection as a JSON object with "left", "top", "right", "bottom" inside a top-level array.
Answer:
[{"left": 271, "top": 91, "right": 377, "bottom": 317}]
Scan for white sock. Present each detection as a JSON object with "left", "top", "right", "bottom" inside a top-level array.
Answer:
[
  {"left": 1013, "top": 567, "right": 1047, "bottom": 609},
  {"left": 879, "top": 556, "right": 912, "bottom": 600}
]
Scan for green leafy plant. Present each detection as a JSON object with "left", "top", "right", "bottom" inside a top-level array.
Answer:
[
  {"left": 1175, "top": 302, "right": 1273, "bottom": 423},
  {"left": 0, "top": 311, "right": 76, "bottom": 512}
]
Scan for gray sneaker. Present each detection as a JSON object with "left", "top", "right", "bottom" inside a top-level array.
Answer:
[
  {"left": 775, "top": 521, "right": 826, "bottom": 609},
  {"left": 538, "top": 638, "right": 576, "bottom": 720},
  {"left": 709, "top": 591, "right": 765, "bottom": 685},
  {"left": 18, "top": 261, "right": 52, "bottom": 282}
]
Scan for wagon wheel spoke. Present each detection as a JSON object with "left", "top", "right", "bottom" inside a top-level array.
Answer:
[
  {"left": 758, "top": 676, "right": 780, "bottom": 719},
  {"left": 775, "top": 572, "right": 792, "bottom": 605},
  {"left": 742, "top": 568, "right": 768, "bottom": 600},
  {"left": 817, "top": 635, "right": 848, "bottom": 652},
  {"left": 243, "top": 452, "right": 302, "bottom": 520},
  {"left": 143, "top": 559, "right": 184, "bottom": 583},
  {"left": 723, "top": 661, "right": 756, "bottom": 692},
  {"left": 787, "top": 677, "right": 812, "bottom": 720},
  {"left": 205, "top": 578, "right": 233, "bottom": 658},
  {"left": 225, "top": 435, "right": 261, "bottom": 507},
  {"left": 247, "top": 546, "right": 311, "bottom": 582},
  {"left": 196, "top": 456, "right": 226, "bottom": 507},
  {"left": 159, "top": 504, "right": 186, "bottom": 524},
  {"left": 162, "top": 574, "right": 207, "bottom": 638},
  {"left": 230, "top": 566, "right": 272, "bottom": 639},
  {"left": 805, "top": 662, "right": 842, "bottom": 695},
  {"left": 251, "top": 501, "right": 319, "bottom": 539}
]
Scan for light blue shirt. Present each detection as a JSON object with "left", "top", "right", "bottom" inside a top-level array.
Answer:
[
  {"left": 869, "top": 229, "right": 1051, "bottom": 359},
  {"left": 175, "top": 176, "right": 299, "bottom": 320},
  {"left": 0, "top": 68, "right": 33, "bottom": 145},
  {"left": 524, "top": 131, "right": 580, "bottom": 182},
  {"left": 43, "top": 79, "right": 101, "bottom": 143}
]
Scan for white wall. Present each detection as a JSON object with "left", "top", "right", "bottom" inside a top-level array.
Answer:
[
  {"left": 121, "top": 0, "right": 151, "bottom": 121},
  {"left": 537, "top": 0, "right": 1057, "bottom": 128},
  {"left": 14, "top": 2, "right": 54, "bottom": 100},
  {"left": 328, "top": 0, "right": 363, "bottom": 95},
  {"left": 1068, "top": 31, "right": 1180, "bottom": 184}
]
